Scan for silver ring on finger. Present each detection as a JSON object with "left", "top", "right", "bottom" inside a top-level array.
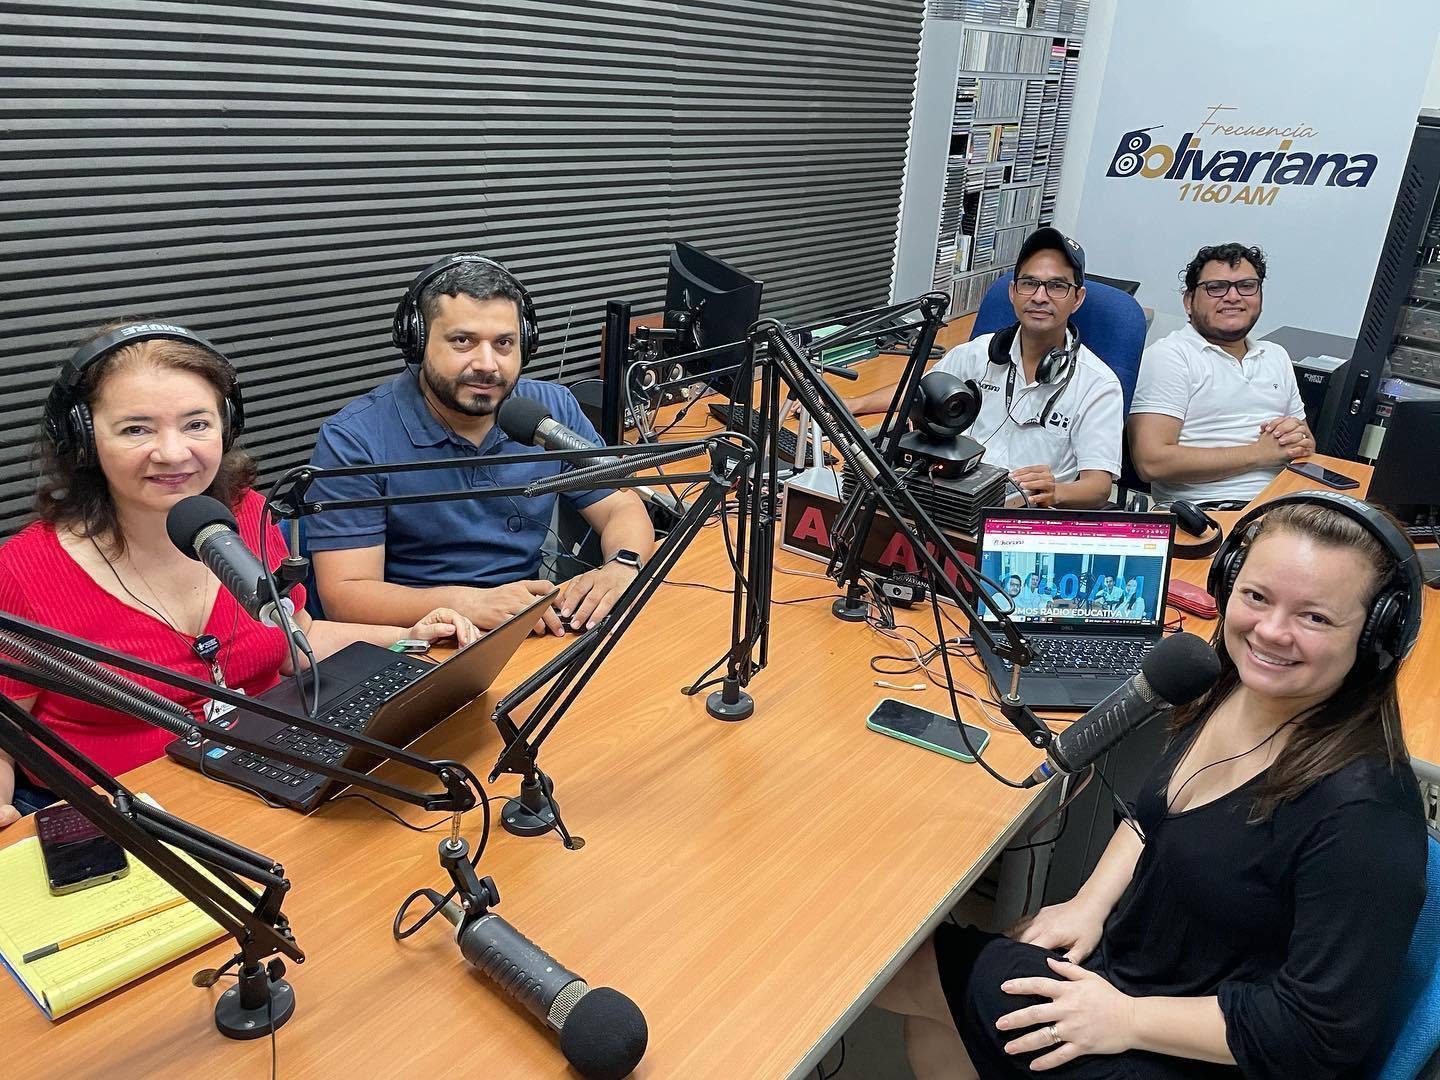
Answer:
[{"left": 1046, "top": 1023, "right": 1062, "bottom": 1046}]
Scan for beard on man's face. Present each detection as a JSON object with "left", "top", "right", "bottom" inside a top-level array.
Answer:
[
  {"left": 1190, "top": 304, "right": 1259, "bottom": 345},
  {"left": 422, "top": 363, "right": 511, "bottom": 417}
]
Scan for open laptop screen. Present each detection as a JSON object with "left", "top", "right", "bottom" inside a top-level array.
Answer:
[{"left": 976, "top": 510, "right": 1174, "bottom": 630}]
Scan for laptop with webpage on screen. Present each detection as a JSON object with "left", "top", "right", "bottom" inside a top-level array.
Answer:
[{"left": 972, "top": 508, "right": 1176, "bottom": 710}]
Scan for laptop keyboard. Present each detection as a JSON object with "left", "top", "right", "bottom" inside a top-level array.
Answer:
[
  {"left": 1008, "top": 636, "right": 1154, "bottom": 677},
  {"left": 253, "top": 659, "right": 427, "bottom": 775}
]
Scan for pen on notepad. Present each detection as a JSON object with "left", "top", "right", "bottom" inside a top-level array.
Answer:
[{"left": 21, "top": 895, "right": 190, "bottom": 963}]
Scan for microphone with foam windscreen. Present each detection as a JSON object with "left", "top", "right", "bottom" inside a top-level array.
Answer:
[
  {"left": 439, "top": 900, "right": 648, "bottom": 1079},
  {"left": 496, "top": 395, "right": 688, "bottom": 519},
  {"left": 166, "top": 496, "right": 296, "bottom": 629},
  {"left": 1025, "top": 633, "right": 1221, "bottom": 787}
]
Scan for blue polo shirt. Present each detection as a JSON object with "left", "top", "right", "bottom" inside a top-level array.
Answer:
[{"left": 304, "top": 373, "right": 612, "bottom": 587}]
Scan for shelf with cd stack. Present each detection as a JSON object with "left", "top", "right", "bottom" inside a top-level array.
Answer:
[{"left": 897, "top": 3, "right": 1087, "bottom": 313}]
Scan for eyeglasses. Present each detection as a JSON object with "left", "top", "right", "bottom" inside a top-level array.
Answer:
[
  {"left": 1196, "top": 278, "right": 1261, "bottom": 299},
  {"left": 1014, "top": 276, "right": 1080, "bottom": 299}
]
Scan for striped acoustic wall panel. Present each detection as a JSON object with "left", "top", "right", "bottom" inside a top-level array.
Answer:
[{"left": 0, "top": 0, "right": 922, "bottom": 535}]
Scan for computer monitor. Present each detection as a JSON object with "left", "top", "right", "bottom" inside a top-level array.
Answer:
[
  {"left": 1368, "top": 398, "right": 1440, "bottom": 518},
  {"left": 664, "top": 241, "right": 763, "bottom": 398}
]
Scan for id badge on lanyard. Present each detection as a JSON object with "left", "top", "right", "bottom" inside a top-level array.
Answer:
[{"left": 194, "top": 633, "right": 242, "bottom": 723}]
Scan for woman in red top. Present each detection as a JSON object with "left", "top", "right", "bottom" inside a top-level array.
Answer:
[{"left": 0, "top": 324, "right": 480, "bottom": 824}]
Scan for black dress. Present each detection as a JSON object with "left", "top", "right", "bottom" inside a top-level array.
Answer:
[{"left": 934, "top": 726, "right": 1427, "bottom": 1079}]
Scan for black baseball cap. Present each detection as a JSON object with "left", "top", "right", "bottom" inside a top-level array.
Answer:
[{"left": 1015, "top": 227, "right": 1085, "bottom": 284}]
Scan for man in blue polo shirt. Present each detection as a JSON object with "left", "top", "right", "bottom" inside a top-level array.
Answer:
[{"left": 304, "top": 255, "right": 654, "bottom": 635}]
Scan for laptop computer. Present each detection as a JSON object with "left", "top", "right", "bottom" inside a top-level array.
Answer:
[
  {"left": 167, "top": 589, "right": 556, "bottom": 811},
  {"left": 971, "top": 508, "right": 1176, "bottom": 709}
]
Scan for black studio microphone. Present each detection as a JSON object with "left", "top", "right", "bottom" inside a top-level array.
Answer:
[
  {"left": 496, "top": 395, "right": 689, "bottom": 518},
  {"left": 439, "top": 901, "right": 648, "bottom": 1080},
  {"left": 166, "top": 496, "right": 296, "bottom": 629},
  {"left": 1025, "top": 633, "right": 1220, "bottom": 787}
]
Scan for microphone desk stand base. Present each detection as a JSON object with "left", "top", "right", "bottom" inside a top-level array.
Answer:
[
  {"left": 215, "top": 956, "right": 296, "bottom": 1039},
  {"left": 706, "top": 676, "right": 754, "bottom": 722}
]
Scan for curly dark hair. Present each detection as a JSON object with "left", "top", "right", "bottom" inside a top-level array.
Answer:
[
  {"left": 1167, "top": 503, "right": 1412, "bottom": 823},
  {"left": 33, "top": 322, "right": 255, "bottom": 555},
  {"left": 1180, "top": 242, "right": 1267, "bottom": 294},
  {"left": 419, "top": 259, "right": 527, "bottom": 327}
]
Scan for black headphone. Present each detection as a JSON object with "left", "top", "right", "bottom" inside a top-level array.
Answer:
[
  {"left": 43, "top": 322, "right": 244, "bottom": 469},
  {"left": 986, "top": 321, "right": 1077, "bottom": 386},
  {"left": 1207, "top": 491, "right": 1424, "bottom": 670},
  {"left": 391, "top": 253, "right": 540, "bottom": 367},
  {"left": 1171, "top": 500, "right": 1223, "bottom": 559}
]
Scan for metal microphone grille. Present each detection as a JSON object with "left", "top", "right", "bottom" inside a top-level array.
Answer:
[
  {"left": 193, "top": 522, "right": 231, "bottom": 551},
  {"left": 548, "top": 979, "right": 589, "bottom": 1029}
]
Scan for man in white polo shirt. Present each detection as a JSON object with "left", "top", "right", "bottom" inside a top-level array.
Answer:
[
  {"left": 1128, "top": 243, "right": 1313, "bottom": 508},
  {"left": 844, "top": 228, "right": 1122, "bottom": 508}
]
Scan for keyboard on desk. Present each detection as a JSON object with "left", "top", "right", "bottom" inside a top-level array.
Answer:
[
  {"left": 1003, "top": 636, "right": 1154, "bottom": 677},
  {"left": 207, "top": 658, "right": 428, "bottom": 810},
  {"left": 707, "top": 403, "right": 837, "bottom": 467},
  {"left": 265, "top": 660, "right": 424, "bottom": 766}
]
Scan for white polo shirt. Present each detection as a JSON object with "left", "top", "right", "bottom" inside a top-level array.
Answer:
[
  {"left": 933, "top": 330, "right": 1123, "bottom": 481},
  {"left": 1131, "top": 322, "right": 1305, "bottom": 506}
]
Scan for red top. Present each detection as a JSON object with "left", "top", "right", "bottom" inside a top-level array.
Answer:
[{"left": 0, "top": 489, "right": 306, "bottom": 782}]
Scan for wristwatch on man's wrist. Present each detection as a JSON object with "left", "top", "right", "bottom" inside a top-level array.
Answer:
[{"left": 606, "top": 549, "right": 642, "bottom": 570}]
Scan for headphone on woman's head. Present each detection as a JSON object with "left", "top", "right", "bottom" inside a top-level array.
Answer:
[
  {"left": 391, "top": 253, "right": 540, "bottom": 368},
  {"left": 1206, "top": 491, "right": 1423, "bottom": 670},
  {"left": 43, "top": 322, "right": 244, "bottom": 469}
]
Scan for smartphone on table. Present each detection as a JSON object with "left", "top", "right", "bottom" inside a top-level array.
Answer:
[
  {"left": 35, "top": 803, "right": 129, "bottom": 896},
  {"left": 866, "top": 698, "right": 992, "bottom": 762},
  {"left": 1284, "top": 461, "right": 1359, "bottom": 490}
]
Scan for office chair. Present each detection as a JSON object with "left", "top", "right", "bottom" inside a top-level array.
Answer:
[
  {"left": 1370, "top": 830, "right": 1440, "bottom": 1080},
  {"left": 972, "top": 272, "right": 1150, "bottom": 506},
  {"left": 552, "top": 497, "right": 604, "bottom": 582}
]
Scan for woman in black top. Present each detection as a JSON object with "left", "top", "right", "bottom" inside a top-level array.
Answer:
[{"left": 876, "top": 502, "right": 1427, "bottom": 1078}]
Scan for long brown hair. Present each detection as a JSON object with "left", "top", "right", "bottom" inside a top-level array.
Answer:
[
  {"left": 33, "top": 322, "right": 255, "bottom": 554},
  {"left": 1168, "top": 503, "right": 1412, "bottom": 822}
]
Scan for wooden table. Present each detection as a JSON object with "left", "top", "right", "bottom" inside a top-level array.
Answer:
[
  {"left": 2, "top": 328, "right": 1058, "bottom": 1078},
  {"left": 11, "top": 337, "right": 1433, "bottom": 1077}
]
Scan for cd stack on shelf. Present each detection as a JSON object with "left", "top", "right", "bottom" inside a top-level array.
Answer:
[
  {"left": 1043, "top": 43, "right": 1082, "bottom": 219},
  {"left": 914, "top": 5, "right": 1086, "bottom": 315},
  {"left": 1012, "top": 78, "right": 1045, "bottom": 182},
  {"left": 1031, "top": 0, "right": 1089, "bottom": 35},
  {"left": 934, "top": 153, "right": 969, "bottom": 290},
  {"left": 841, "top": 462, "right": 1010, "bottom": 537},
  {"left": 927, "top": 0, "right": 1022, "bottom": 22}
]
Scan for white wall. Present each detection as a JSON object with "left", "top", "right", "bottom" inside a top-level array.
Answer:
[
  {"left": 1055, "top": 3, "right": 1440, "bottom": 340},
  {"left": 1426, "top": 39, "right": 1440, "bottom": 108},
  {"left": 1050, "top": 0, "right": 1115, "bottom": 238}
]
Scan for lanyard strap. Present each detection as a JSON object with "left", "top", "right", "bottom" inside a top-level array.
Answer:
[{"left": 1001, "top": 345, "right": 1077, "bottom": 428}]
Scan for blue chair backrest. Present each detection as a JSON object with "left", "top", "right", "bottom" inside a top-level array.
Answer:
[
  {"left": 1370, "top": 832, "right": 1440, "bottom": 1080},
  {"left": 970, "top": 272, "right": 1147, "bottom": 415}
]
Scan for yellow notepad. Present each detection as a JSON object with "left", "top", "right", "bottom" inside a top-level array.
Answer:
[{"left": 0, "top": 808, "right": 229, "bottom": 1019}]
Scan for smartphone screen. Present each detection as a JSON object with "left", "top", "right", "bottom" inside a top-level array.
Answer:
[
  {"left": 866, "top": 698, "right": 992, "bottom": 762},
  {"left": 1285, "top": 462, "right": 1360, "bottom": 490},
  {"left": 36, "top": 804, "right": 129, "bottom": 896}
]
